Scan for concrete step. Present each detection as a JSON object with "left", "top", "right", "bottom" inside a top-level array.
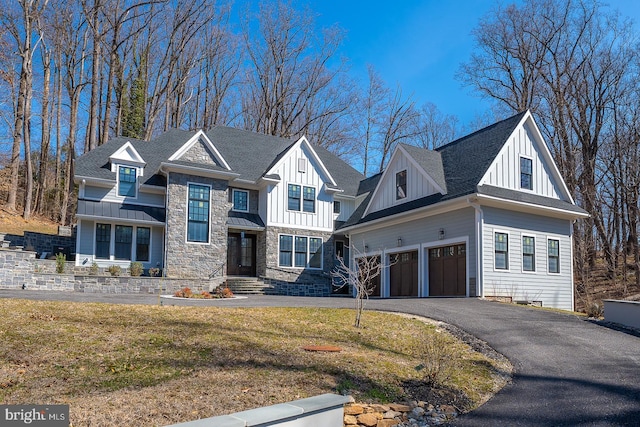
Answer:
[{"left": 225, "top": 277, "right": 273, "bottom": 295}]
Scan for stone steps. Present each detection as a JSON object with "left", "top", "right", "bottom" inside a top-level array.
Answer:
[{"left": 225, "top": 277, "right": 274, "bottom": 295}]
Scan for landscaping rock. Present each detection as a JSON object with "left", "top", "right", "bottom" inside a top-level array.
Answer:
[
  {"left": 356, "top": 413, "right": 379, "bottom": 426},
  {"left": 344, "top": 414, "right": 358, "bottom": 425},
  {"left": 345, "top": 404, "right": 365, "bottom": 415},
  {"left": 342, "top": 399, "right": 458, "bottom": 427}
]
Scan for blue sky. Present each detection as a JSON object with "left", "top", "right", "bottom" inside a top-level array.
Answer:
[{"left": 306, "top": 0, "right": 640, "bottom": 129}]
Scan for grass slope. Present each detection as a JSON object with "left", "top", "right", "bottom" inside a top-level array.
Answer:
[{"left": 0, "top": 300, "right": 510, "bottom": 426}]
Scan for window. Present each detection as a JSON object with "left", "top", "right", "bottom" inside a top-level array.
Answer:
[
  {"left": 232, "top": 189, "right": 249, "bottom": 212},
  {"left": 520, "top": 157, "right": 533, "bottom": 190},
  {"left": 96, "top": 224, "right": 111, "bottom": 259},
  {"left": 278, "top": 234, "right": 324, "bottom": 269},
  {"left": 495, "top": 232, "right": 509, "bottom": 269},
  {"left": 522, "top": 236, "right": 535, "bottom": 271},
  {"left": 396, "top": 170, "right": 407, "bottom": 200},
  {"left": 115, "top": 225, "right": 133, "bottom": 260},
  {"left": 309, "top": 238, "right": 323, "bottom": 268},
  {"left": 295, "top": 236, "right": 308, "bottom": 267},
  {"left": 279, "top": 235, "right": 293, "bottom": 267},
  {"left": 187, "top": 184, "right": 210, "bottom": 243},
  {"left": 136, "top": 227, "right": 150, "bottom": 262},
  {"left": 118, "top": 166, "right": 137, "bottom": 197},
  {"left": 333, "top": 200, "right": 341, "bottom": 214},
  {"left": 288, "top": 184, "right": 301, "bottom": 211},
  {"left": 548, "top": 239, "right": 560, "bottom": 273},
  {"left": 303, "top": 186, "right": 315, "bottom": 213}
]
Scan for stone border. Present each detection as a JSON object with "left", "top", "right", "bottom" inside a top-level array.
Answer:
[{"left": 161, "top": 295, "right": 248, "bottom": 301}]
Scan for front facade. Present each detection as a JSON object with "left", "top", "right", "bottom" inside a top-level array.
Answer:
[
  {"left": 74, "top": 127, "right": 363, "bottom": 295},
  {"left": 74, "top": 111, "right": 587, "bottom": 308}
]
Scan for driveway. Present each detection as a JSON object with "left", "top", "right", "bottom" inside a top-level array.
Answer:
[{"left": 1, "top": 291, "right": 639, "bottom": 425}]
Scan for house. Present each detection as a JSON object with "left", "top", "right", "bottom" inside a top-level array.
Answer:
[
  {"left": 337, "top": 110, "right": 588, "bottom": 310},
  {"left": 74, "top": 110, "right": 587, "bottom": 309},
  {"left": 74, "top": 127, "right": 364, "bottom": 296}
]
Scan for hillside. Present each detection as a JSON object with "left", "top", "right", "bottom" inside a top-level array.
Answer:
[{"left": 0, "top": 206, "right": 59, "bottom": 236}]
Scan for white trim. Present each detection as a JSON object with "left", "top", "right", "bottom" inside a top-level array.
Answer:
[
  {"left": 521, "top": 233, "right": 536, "bottom": 274},
  {"left": 518, "top": 154, "right": 535, "bottom": 192},
  {"left": 385, "top": 244, "right": 421, "bottom": 298},
  {"left": 267, "top": 222, "right": 334, "bottom": 232},
  {"left": 397, "top": 144, "right": 447, "bottom": 194},
  {"left": 276, "top": 233, "right": 324, "bottom": 270},
  {"left": 75, "top": 214, "right": 165, "bottom": 227},
  {"left": 116, "top": 165, "right": 139, "bottom": 200},
  {"left": 185, "top": 181, "right": 212, "bottom": 245},
  {"left": 109, "top": 141, "right": 146, "bottom": 169},
  {"left": 232, "top": 189, "right": 250, "bottom": 213},
  {"left": 493, "top": 230, "right": 511, "bottom": 272},
  {"left": 285, "top": 182, "right": 317, "bottom": 215},
  {"left": 393, "top": 169, "right": 408, "bottom": 204},
  {"left": 546, "top": 236, "right": 562, "bottom": 276},
  {"left": 422, "top": 236, "right": 470, "bottom": 298},
  {"left": 168, "top": 130, "right": 232, "bottom": 170},
  {"left": 74, "top": 175, "right": 115, "bottom": 186},
  {"left": 91, "top": 221, "right": 155, "bottom": 265},
  {"left": 474, "top": 193, "right": 589, "bottom": 219},
  {"left": 265, "top": 136, "right": 337, "bottom": 187},
  {"left": 160, "top": 162, "right": 240, "bottom": 179}
]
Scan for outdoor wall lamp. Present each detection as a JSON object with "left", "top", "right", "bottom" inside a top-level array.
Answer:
[
  {"left": 364, "top": 244, "right": 369, "bottom": 251},
  {"left": 439, "top": 229, "right": 445, "bottom": 240},
  {"left": 397, "top": 238, "right": 402, "bottom": 247}
]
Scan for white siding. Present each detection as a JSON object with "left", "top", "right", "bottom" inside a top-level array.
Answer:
[
  {"left": 367, "top": 151, "right": 440, "bottom": 214},
  {"left": 481, "top": 123, "right": 562, "bottom": 199},
  {"left": 482, "top": 206, "right": 573, "bottom": 310},
  {"left": 84, "top": 184, "right": 165, "bottom": 207},
  {"left": 267, "top": 144, "right": 334, "bottom": 231},
  {"left": 334, "top": 197, "right": 355, "bottom": 222},
  {"left": 351, "top": 207, "right": 476, "bottom": 297}
]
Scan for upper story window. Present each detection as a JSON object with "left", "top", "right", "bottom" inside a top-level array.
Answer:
[
  {"left": 232, "top": 189, "right": 249, "bottom": 212},
  {"left": 118, "top": 166, "right": 137, "bottom": 197},
  {"left": 288, "top": 184, "right": 301, "bottom": 211},
  {"left": 495, "top": 232, "right": 509, "bottom": 270},
  {"left": 333, "top": 200, "right": 341, "bottom": 214},
  {"left": 187, "top": 183, "right": 210, "bottom": 243},
  {"left": 303, "top": 187, "right": 315, "bottom": 213},
  {"left": 522, "top": 236, "right": 535, "bottom": 271},
  {"left": 520, "top": 157, "right": 533, "bottom": 190},
  {"left": 396, "top": 170, "right": 407, "bottom": 200}
]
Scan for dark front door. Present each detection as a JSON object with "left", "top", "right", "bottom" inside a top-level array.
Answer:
[
  {"left": 428, "top": 244, "right": 466, "bottom": 296},
  {"left": 227, "top": 233, "right": 256, "bottom": 276},
  {"left": 389, "top": 251, "right": 419, "bottom": 297}
]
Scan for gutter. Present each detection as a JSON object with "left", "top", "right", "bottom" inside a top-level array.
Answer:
[{"left": 467, "top": 196, "right": 484, "bottom": 298}]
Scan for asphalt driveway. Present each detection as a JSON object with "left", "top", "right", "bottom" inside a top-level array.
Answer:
[{"left": 1, "top": 290, "right": 639, "bottom": 426}]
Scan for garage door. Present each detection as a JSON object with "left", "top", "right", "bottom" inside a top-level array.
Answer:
[
  {"left": 389, "top": 251, "right": 418, "bottom": 297},
  {"left": 428, "top": 244, "right": 466, "bottom": 296},
  {"left": 358, "top": 256, "right": 381, "bottom": 297}
]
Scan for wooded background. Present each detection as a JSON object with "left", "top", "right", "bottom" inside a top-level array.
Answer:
[{"left": 1, "top": 0, "right": 638, "bottom": 305}]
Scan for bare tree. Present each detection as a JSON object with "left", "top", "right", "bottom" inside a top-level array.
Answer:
[
  {"left": 415, "top": 102, "right": 459, "bottom": 149},
  {"left": 377, "top": 85, "right": 419, "bottom": 172}
]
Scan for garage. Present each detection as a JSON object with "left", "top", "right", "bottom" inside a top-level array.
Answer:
[
  {"left": 389, "top": 250, "right": 419, "bottom": 297},
  {"left": 428, "top": 244, "right": 466, "bottom": 296}
]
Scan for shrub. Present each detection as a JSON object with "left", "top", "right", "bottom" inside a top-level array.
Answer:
[
  {"left": 148, "top": 267, "right": 160, "bottom": 277},
  {"left": 214, "top": 285, "right": 234, "bottom": 298},
  {"left": 107, "top": 265, "right": 121, "bottom": 277},
  {"left": 129, "top": 262, "right": 143, "bottom": 277},
  {"left": 416, "top": 333, "right": 459, "bottom": 386},
  {"left": 585, "top": 301, "right": 603, "bottom": 318},
  {"left": 89, "top": 262, "right": 99, "bottom": 275},
  {"left": 174, "top": 287, "right": 193, "bottom": 298},
  {"left": 55, "top": 253, "right": 66, "bottom": 274}
]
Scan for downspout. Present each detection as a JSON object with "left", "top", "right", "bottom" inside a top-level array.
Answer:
[
  {"left": 160, "top": 165, "right": 169, "bottom": 277},
  {"left": 75, "top": 179, "right": 86, "bottom": 267},
  {"left": 570, "top": 219, "right": 576, "bottom": 312},
  {"left": 467, "top": 197, "right": 484, "bottom": 298}
]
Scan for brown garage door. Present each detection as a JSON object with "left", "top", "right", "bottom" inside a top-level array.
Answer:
[
  {"left": 389, "top": 251, "right": 418, "bottom": 297},
  {"left": 358, "top": 256, "right": 381, "bottom": 297},
  {"left": 428, "top": 244, "right": 466, "bottom": 296}
]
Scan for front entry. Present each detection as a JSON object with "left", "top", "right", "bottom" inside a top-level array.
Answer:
[
  {"left": 428, "top": 244, "right": 466, "bottom": 296},
  {"left": 389, "top": 251, "right": 419, "bottom": 297},
  {"left": 227, "top": 233, "right": 256, "bottom": 276}
]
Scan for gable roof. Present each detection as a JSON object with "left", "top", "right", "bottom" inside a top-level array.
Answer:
[
  {"left": 399, "top": 143, "right": 447, "bottom": 193},
  {"left": 75, "top": 127, "right": 363, "bottom": 196},
  {"left": 340, "top": 111, "right": 587, "bottom": 230}
]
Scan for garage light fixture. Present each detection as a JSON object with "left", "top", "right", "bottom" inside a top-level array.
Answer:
[
  {"left": 439, "top": 229, "right": 445, "bottom": 240},
  {"left": 397, "top": 238, "right": 402, "bottom": 247}
]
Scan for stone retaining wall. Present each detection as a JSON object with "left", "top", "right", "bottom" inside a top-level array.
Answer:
[{"left": 0, "top": 231, "right": 76, "bottom": 258}]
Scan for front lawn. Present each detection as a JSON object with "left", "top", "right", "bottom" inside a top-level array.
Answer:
[{"left": 0, "top": 299, "right": 510, "bottom": 426}]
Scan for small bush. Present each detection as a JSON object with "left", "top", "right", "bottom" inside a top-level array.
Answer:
[
  {"left": 416, "top": 333, "right": 459, "bottom": 386},
  {"left": 55, "top": 253, "right": 66, "bottom": 274},
  {"left": 174, "top": 287, "right": 193, "bottom": 298},
  {"left": 89, "top": 262, "right": 99, "bottom": 275},
  {"left": 214, "top": 285, "right": 234, "bottom": 298},
  {"left": 148, "top": 267, "right": 160, "bottom": 277},
  {"left": 107, "top": 265, "right": 121, "bottom": 277},
  {"left": 129, "top": 262, "right": 143, "bottom": 277},
  {"left": 585, "top": 301, "right": 603, "bottom": 318}
]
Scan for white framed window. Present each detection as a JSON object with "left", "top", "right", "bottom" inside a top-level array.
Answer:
[
  {"left": 333, "top": 200, "right": 341, "bottom": 214},
  {"left": 548, "top": 239, "right": 560, "bottom": 274},
  {"left": 522, "top": 235, "right": 535, "bottom": 272},
  {"left": 117, "top": 166, "right": 137, "bottom": 198},
  {"left": 278, "top": 234, "right": 323, "bottom": 270},
  {"left": 396, "top": 170, "right": 407, "bottom": 200},
  {"left": 288, "top": 184, "right": 301, "bottom": 211},
  {"left": 95, "top": 223, "right": 111, "bottom": 259},
  {"left": 520, "top": 157, "right": 533, "bottom": 190},
  {"left": 232, "top": 189, "right": 249, "bottom": 212},
  {"left": 187, "top": 183, "right": 210, "bottom": 243},
  {"left": 136, "top": 227, "right": 150, "bottom": 262},
  {"left": 303, "top": 186, "right": 315, "bottom": 213},
  {"left": 495, "top": 232, "right": 509, "bottom": 270},
  {"left": 95, "top": 223, "right": 152, "bottom": 262}
]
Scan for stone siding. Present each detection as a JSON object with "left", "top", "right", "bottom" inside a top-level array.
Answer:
[
  {"left": 228, "top": 187, "right": 260, "bottom": 215},
  {"left": 164, "top": 172, "right": 229, "bottom": 278},
  {"left": 0, "top": 231, "right": 76, "bottom": 258},
  {"left": 180, "top": 138, "right": 222, "bottom": 167}
]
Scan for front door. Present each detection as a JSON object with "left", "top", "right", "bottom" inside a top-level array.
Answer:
[{"left": 227, "top": 233, "right": 256, "bottom": 276}]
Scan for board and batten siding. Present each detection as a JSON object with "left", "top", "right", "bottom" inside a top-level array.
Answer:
[
  {"left": 334, "top": 197, "right": 356, "bottom": 222},
  {"left": 83, "top": 184, "right": 165, "bottom": 207},
  {"left": 481, "top": 206, "right": 573, "bottom": 310},
  {"left": 481, "top": 123, "right": 561, "bottom": 199},
  {"left": 266, "top": 144, "right": 334, "bottom": 231},
  {"left": 367, "top": 151, "right": 441, "bottom": 214},
  {"left": 351, "top": 207, "right": 476, "bottom": 297}
]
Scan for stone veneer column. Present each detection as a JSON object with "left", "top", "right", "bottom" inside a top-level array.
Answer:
[{"left": 164, "top": 172, "right": 230, "bottom": 278}]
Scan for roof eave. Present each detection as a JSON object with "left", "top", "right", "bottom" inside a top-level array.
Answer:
[
  {"left": 473, "top": 193, "right": 590, "bottom": 220},
  {"left": 160, "top": 162, "right": 240, "bottom": 180}
]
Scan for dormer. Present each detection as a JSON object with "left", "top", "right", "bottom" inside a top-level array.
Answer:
[
  {"left": 109, "top": 141, "right": 146, "bottom": 199},
  {"left": 168, "top": 130, "right": 231, "bottom": 170},
  {"left": 363, "top": 144, "right": 447, "bottom": 216}
]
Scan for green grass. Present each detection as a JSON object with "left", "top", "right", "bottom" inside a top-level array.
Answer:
[{"left": 0, "top": 299, "right": 510, "bottom": 426}]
